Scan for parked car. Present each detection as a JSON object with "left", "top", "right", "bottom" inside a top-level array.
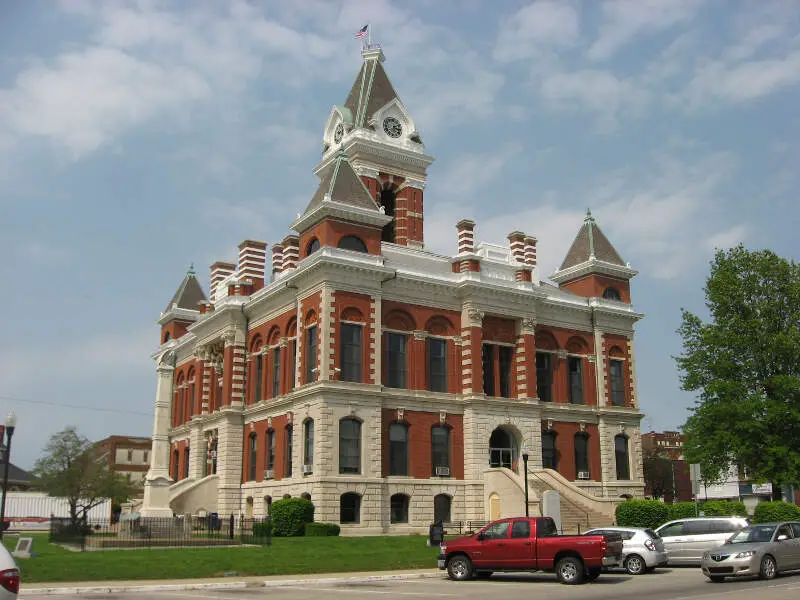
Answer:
[
  {"left": 655, "top": 516, "right": 749, "bottom": 566},
  {"left": 437, "top": 516, "right": 624, "bottom": 585},
  {"left": 0, "top": 542, "right": 20, "bottom": 599},
  {"left": 701, "top": 521, "right": 800, "bottom": 582},
  {"left": 583, "top": 526, "right": 668, "bottom": 575}
]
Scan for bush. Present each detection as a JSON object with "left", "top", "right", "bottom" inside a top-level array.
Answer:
[
  {"left": 752, "top": 501, "right": 800, "bottom": 523},
  {"left": 702, "top": 500, "right": 748, "bottom": 517},
  {"left": 271, "top": 498, "right": 315, "bottom": 536},
  {"left": 668, "top": 501, "right": 699, "bottom": 521},
  {"left": 616, "top": 499, "right": 670, "bottom": 529},
  {"left": 305, "top": 522, "right": 341, "bottom": 536}
]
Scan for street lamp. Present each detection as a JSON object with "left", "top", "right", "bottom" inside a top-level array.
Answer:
[
  {"left": 522, "top": 447, "right": 530, "bottom": 517},
  {"left": 0, "top": 412, "right": 17, "bottom": 540}
]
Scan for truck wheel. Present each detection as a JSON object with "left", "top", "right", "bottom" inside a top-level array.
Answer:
[
  {"left": 556, "top": 556, "right": 585, "bottom": 585},
  {"left": 624, "top": 554, "right": 645, "bottom": 575},
  {"left": 447, "top": 555, "right": 473, "bottom": 581}
]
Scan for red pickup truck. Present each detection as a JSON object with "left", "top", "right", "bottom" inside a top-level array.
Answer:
[{"left": 437, "top": 516, "right": 623, "bottom": 584}]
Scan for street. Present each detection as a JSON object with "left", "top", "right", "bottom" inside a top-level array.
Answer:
[{"left": 19, "top": 567, "right": 800, "bottom": 600}]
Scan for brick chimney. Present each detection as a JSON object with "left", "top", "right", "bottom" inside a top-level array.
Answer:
[
  {"left": 271, "top": 243, "right": 284, "bottom": 280},
  {"left": 282, "top": 235, "right": 300, "bottom": 271},
  {"left": 508, "top": 231, "right": 531, "bottom": 282},
  {"left": 524, "top": 236, "right": 537, "bottom": 268},
  {"left": 210, "top": 261, "right": 236, "bottom": 302},
  {"left": 456, "top": 219, "right": 476, "bottom": 254},
  {"left": 237, "top": 240, "right": 267, "bottom": 291}
]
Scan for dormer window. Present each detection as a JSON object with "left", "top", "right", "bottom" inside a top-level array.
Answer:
[
  {"left": 306, "top": 238, "right": 320, "bottom": 256},
  {"left": 338, "top": 235, "right": 368, "bottom": 253},
  {"left": 603, "top": 287, "right": 621, "bottom": 301}
]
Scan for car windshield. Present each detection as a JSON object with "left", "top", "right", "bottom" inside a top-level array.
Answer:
[
  {"left": 644, "top": 528, "right": 659, "bottom": 539},
  {"left": 728, "top": 525, "right": 776, "bottom": 543}
]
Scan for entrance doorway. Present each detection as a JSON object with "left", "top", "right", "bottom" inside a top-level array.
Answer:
[{"left": 489, "top": 427, "right": 518, "bottom": 470}]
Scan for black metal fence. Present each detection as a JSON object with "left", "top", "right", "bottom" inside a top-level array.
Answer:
[{"left": 49, "top": 515, "right": 272, "bottom": 551}]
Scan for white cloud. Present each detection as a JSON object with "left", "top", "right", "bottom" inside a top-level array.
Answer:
[
  {"left": 494, "top": 0, "right": 580, "bottom": 62},
  {"left": 434, "top": 143, "right": 521, "bottom": 197}
]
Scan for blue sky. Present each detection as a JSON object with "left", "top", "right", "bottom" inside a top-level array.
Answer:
[{"left": 1, "top": 0, "right": 798, "bottom": 470}]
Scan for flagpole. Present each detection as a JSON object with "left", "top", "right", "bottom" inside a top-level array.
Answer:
[{"left": 368, "top": 22, "right": 372, "bottom": 48}]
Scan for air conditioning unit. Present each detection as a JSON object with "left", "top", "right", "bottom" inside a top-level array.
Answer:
[
  {"left": 435, "top": 466, "right": 450, "bottom": 477},
  {"left": 303, "top": 464, "right": 313, "bottom": 475},
  {"left": 577, "top": 471, "right": 590, "bottom": 480},
  {"left": 264, "top": 469, "right": 274, "bottom": 480}
]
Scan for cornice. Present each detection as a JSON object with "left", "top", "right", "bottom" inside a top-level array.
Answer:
[
  {"left": 290, "top": 199, "right": 392, "bottom": 235},
  {"left": 550, "top": 258, "right": 638, "bottom": 283},
  {"left": 157, "top": 307, "right": 199, "bottom": 327}
]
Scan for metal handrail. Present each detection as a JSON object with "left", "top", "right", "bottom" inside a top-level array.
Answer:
[{"left": 530, "top": 469, "right": 590, "bottom": 531}]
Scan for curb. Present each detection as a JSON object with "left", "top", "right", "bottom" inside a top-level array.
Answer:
[{"left": 20, "top": 571, "right": 443, "bottom": 596}]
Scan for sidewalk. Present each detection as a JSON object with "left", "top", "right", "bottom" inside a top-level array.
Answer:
[{"left": 19, "top": 568, "right": 443, "bottom": 596}]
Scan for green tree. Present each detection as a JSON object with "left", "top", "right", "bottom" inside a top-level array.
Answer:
[
  {"left": 642, "top": 447, "right": 675, "bottom": 501},
  {"left": 675, "top": 245, "right": 800, "bottom": 500},
  {"left": 33, "top": 427, "right": 137, "bottom": 526}
]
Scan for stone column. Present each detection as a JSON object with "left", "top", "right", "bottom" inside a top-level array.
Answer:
[
  {"left": 141, "top": 349, "right": 177, "bottom": 517},
  {"left": 516, "top": 318, "right": 536, "bottom": 399},
  {"left": 460, "top": 303, "right": 484, "bottom": 394}
]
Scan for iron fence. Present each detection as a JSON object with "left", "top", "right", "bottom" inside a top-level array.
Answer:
[{"left": 49, "top": 515, "right": 272, "bottom": 551}]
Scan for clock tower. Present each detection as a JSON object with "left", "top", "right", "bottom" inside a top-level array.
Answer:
[{"left": 317, "top": 44, "right": 434, "bottom": 249}]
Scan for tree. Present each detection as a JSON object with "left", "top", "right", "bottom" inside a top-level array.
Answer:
[
  {"left": 643, "top": 447, "right": 675, "bottom": 501},
  {"left": 33, "top": 427, "right": 137, "bottom": 526},
  {"left": 675, "top": 245, "right": 800, "bottom": 501}
]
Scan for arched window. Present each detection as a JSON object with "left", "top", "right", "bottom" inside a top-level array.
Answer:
[
  {"left": 266, "top": 429, "right": 275, "bottom": 475},
  {"left": 340, "top": 492, "right": 361, "bottom": 524},
  {"left": 301, "top": 492, "right": 311, "bottom": 501},
  {"left": 254, "top": 354, "right": 263, "bottom": 402},
  {"left": 380, "top": 188, "right": 396, "bottom": 243},
  {"left": 303, "top": 418, "right": 314, "bottom": 471},
  {"left": 542, "top": 430, "right": 558, "bottom": 470},
  {"left": 433, "top": 494, "right": 451, "bottom": 523},
  {"left": 390, "top": 494, "right": 409, "bottom": 524},
  {"left": 306, "top": 237, "right": 320, "bottom": 256},
  {"left": 339, "top": 418, "right": 361, "bottom": 474},
  {"left": 574, "top": 433, "right": 590, "bottom": 479},
  {"left": 172, "top": 449, "right": 179, "bottom": 480},
  {"left": 431, "top": 425, "right": 450, "bottom": 476},
  {"left": 183, "top": 446, "right": 190, "bottom": 479},
  {"left": 163, "top": 332, "right": 171, "bottom": 343},
  {"left": 285, "top": 424, "right": 293, "bottom": 477},
  {"left": 248, "top": 432, "right": 257, "bottom": 481},
  {"left": 338, "top": 235, "right": 368, "bottom": 253},
  {"left": 615, "top": 435, "right": 630, "bottom": 480},
  {"left": 603, "top": 287, "right": 622, "bottom": 301},
  {"left": 389, "top": 422, "right": 409, "bottom": 476}
]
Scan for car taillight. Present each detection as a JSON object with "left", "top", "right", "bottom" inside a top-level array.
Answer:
[
  {"left": 601, "top": 539, "right": 607, "bottom": 553},
  {"left": 645, "top": 539, "right": 656, "bottom": 551},
  {"left": 0, "top": 568, "right": 20, "bottom": 594}
]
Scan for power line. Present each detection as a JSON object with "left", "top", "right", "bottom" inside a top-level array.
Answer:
[{"left": 0, "top": 395, "right": 152, "bottom": 417}]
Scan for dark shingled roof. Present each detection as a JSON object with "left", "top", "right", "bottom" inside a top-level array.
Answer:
[
  {"left": 559, "top": 210, "right": 626, "bottom": 271},
  {"left": 302, "top": 150, "right": 380, "bottom": 215},
  {"left": 163, "top": 265, "right": 207, "bottom": 313},
  {"left": 0, "top": 461, "right": 36, "bottom": 485},
  {"left": 344, "top": 57, "right": 400, "bottom": 128}
]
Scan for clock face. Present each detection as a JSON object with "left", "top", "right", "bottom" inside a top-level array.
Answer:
[
  {"left": 333, "top": 123, "right": 344, "bottom": 144},
  {"left": 383, "top": 116, "right": 402, "bottom": 138}
]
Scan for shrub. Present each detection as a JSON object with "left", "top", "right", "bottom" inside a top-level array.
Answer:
[
  {"left": 752, "top": 501, "right": 800, "bottom": 524},
  {"left": 271, "top": 498, "right": 315, "bottom": 536},
  {"left": 616, "top": 499, "right": 670, "bottom": 529},
  {"left": 305, "top": 522, "right": 341, "bottom": 536},
  {"left": 669, "top": 502, "right": 699, "bottom": 521},
  {"left": 702, "top": 500, "right": 748, "bottom": 517}
]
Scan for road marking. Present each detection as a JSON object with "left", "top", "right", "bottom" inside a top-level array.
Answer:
[{"left": 276, "top": 585, "right": 455, "bottom": 596}]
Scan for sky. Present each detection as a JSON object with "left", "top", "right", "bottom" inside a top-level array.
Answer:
[{"left": 1, "top": 0, "right": 798, "bottom": 470}]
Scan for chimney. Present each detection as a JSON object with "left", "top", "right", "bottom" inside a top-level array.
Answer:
[
  {"left": 524, "top": 236, "right": 537, "bottom": 267},
  {"left": 509, "top": 231, "right": 531, "bottom": 282},
  {"left": 209, "top": 261, "right": 236, "bottom": 302},
  {"left": 282, "top": 235, "right": 300, "bottom": 271},
  {"left": 237, "top": 240, "right": 268, "bottom": 290},
  {"left": 456, "top": 219, "right": 476, "bottom": 254},
  {"left": 271, "top": 243, "right": 284, "bottom": 280}
]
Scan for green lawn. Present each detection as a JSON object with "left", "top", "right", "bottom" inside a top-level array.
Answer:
[{"left": 3, "top": 533, "right": 441, "bottom": 584}]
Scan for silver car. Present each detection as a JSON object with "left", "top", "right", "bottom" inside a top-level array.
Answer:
[
  {"left": 701, "top": 521, "right": 800, "bottom": 582},
  {"left": 655, "top": 516, "right": 749, "bottom": 565},
  {"left": 584, "top": 526, "right": 668, "bottom": 575}
]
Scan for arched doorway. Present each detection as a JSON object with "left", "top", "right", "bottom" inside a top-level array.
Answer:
[
  {"left": 489, "top": 427, "right": 518, "bottom": 470},
  {"left": 489, "top": 493, "right": 501, "bottom": 520}
]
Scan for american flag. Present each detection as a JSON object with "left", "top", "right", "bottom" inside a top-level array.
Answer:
[{"left": 355, "top": 24, "right": 368, "bottom": 39}]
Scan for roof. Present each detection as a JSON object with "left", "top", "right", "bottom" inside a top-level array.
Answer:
[
  {"left": 302, "top": 149, "right": 380, "bottom": 215},
  {"left": 163, "top": 264, "right": 207, "bottom": 313},
  {"left": 559, "top": 210, "right": 626, "bottom": 271},
  {"left": 0, "top": 461, "right": 36, "bottom": 485},
  {"left": 343, "top": 50, "right": 400, "bottom": 128}
]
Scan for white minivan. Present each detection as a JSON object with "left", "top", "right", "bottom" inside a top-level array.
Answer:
[{"left": 655, "top": 517, "right": 749, "bottom": 566}]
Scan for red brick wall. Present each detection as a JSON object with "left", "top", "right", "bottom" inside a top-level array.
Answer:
[
  {"left": 604, "top": 334, "right": 634, "bottom": 407},
  {"left": 242, "top": 414, "right": 291, "bottom": 484},
  {"left": 299, "top": 220, "right": 383, "bottom": 257},
  {"left": 161, "top": 320, "right": 191, "bottom": 344},
  {"left": 381, "top": 409, "right": 464, "bottom": 479},
  {"left": 299, "top": 292, "right": 322, "bottom": 385},
  {"left": 333, "top": 291, "right": 373, "bottom": 383},
  {"left": 535, "top": 327, "right": 596, "bottom": 405},
  {"left": 559, "top": 274, "right": 631, "bottom": 303},
  {"left": 547, "top": 422, "right": 601, "bottom": 482},
  {"left": 247, "top": 308, "right": 297, "bottom": 403},
  {"left": 171, "top": 440, "right": 188, "bottom": 481}
]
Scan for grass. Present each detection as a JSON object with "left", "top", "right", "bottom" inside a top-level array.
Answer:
[{"left": 3, "top": 533, "right": 441, "bottom": 584}]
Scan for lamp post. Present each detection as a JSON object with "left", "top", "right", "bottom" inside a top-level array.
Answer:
[
  {"left": 0, "top": 411, "right": 17, "bottom": 540},
  {"left": 522, "top": 447, "right": 530, "bottom": 517}
]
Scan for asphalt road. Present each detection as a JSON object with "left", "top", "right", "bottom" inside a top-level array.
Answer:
[{"left": 19, "top": 567, "right": 800, "bottom": 600}]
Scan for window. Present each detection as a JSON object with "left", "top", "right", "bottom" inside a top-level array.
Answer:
[
  {"left": 288, "top": 339, "right": 296, "bottom": 391},
  {"left": 285, "top": 424, "right": 293, "bottom": 477},
  {"left": 610, "top": 359, "right": 625, "bottom": 406},
  {"left": 568, "top": 357, "right": 583, "bottom": 404},
  {"left": 428, "top": 337, "right": 447, "bottom": 392},
  {"left": 389, "top": 423, "right": 409, "bottom": 476},
  {"left": 189, "top": 384, "right": 194, "bottom": 417},
  {"left": 657, "top": 522, "right": 683, "bottom": 537},
  {"left": 306, "top": 326, "right": 317, "bottom": 383},
  {"left": 603, "top": 287, "right": 622, "bottom": 301},
  {"left": 255, "top": 354, "right": 263, "bottom": 401},
  {"left": 306, "top": 238, "right": 320, "bottom": 255},
  {"left": 127, "top": 449, "right": 133, "bottom": 462},
  {"left": 390, "top": 494, "right": 409, "bottom": 523},
  {"left": 340, "top": 492, "right": 361, "bottom": 524},
  {"left": 615, "top": 435, "right": 630, "bottom": 480},
  {"left": 183, "top": 447, "right": 190, "bottom": 478},
  {"left": 266, "top": 429, "right": 275, "bottom": 471},
  {"left": 385, "top": 333, "right": 407, "bottom": 388},
  {"left": 431, "top": 426, "right": 450, "bottom": 475},
  {"left": 143, "top": 451, "right": 149, "bottom": 463},
  {"left": 303, "top": 419, "right": 314, "bottom": 469},
  {"left": 483, "top": 521, "right": 510, "bottom": 540},
  {"left": 483, "top": 344, "right": 512, "bottom": 397},
  {"left": 511, "top": 520, "right": 530, "bottom": 538},
  {"left": 340, "top": 323, "right": 362, "bottom": 382},
  {"left": 482, "top": 344, "right": 494, "bottom": 395},
  {"left": 433, "top": 494, "right": 451, "bottom": 523},
  {"left": 380, "top": 188, "right": 396, "bottom": 243},
  {"left": 537, "top": 517, "right": 558, "bottom": 537},
  {"left": 177, "top": 389, "right": 184, "bottom": 423},
  {"left": 499, "top": 346, "right": 512, "bottom": 397},
  {"left": 338, "top": 235, "right": 368, "bottom": 253},
  {"left": 248, "top": 433, "right": 257, "bottom": 481},
  {"left": 536, "top": 352, "right": 552, "bottom": 402},
  {"left": 574, "top": 433, "right": 589, "bottom": 478},
  {"left": 542, "top": 431, "right": 557, "bottom": 470},
  {"left": 339, "top": 418, "right": 361, "bottom": 474},
  {"left": 791, "top": 523, "right": 800, "bottom": 538},
  {"left": 171, "top": 450, "right": 178, "bottom": 480},
  {"left": 217, "top": 376, "right": 223, "bottom": 410},
  {"left": 272, "top": 347, "right": 281, "bottom": 397}
]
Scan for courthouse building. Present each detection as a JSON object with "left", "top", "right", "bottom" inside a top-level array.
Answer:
[{"left": 140, "top": 44, "right": 646, "bottom": 532}]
